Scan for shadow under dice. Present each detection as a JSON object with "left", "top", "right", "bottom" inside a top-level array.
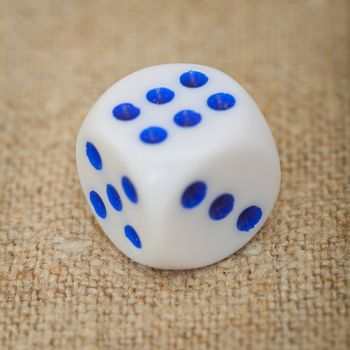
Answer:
[{"left": 76, "top": 64, "right": 281, "bottom": 269}]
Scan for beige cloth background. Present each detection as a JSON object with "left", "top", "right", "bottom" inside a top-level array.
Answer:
[{"left": 0, "top": 0, "right": 349, "bottom": 349}]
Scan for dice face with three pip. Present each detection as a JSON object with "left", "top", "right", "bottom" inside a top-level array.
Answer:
[{"left": 76, "top": 64, "right": 280, "bottom": 269}]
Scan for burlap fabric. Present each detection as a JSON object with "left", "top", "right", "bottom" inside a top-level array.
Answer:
[{"left": 0, "top": 1, "right": 349, "bottom": 349}]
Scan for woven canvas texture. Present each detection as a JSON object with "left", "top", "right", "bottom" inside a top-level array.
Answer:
[{"left": 0, "top": 1, "right": 349, "bottom": 349}]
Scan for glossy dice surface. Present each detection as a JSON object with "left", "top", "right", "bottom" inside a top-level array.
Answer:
[{"left": 76, "top": 64, "right": 281, "bottom": 269}]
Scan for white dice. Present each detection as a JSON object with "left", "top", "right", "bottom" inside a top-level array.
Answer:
[{"left": 76, "top": 64, "right": 280, "bottom": 269}]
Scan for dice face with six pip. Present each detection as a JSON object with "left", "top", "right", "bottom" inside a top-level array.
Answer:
[{"left": 76, "top": 64, "right": 280, "bottom": 269}]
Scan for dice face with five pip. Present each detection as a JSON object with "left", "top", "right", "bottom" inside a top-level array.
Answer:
[{"left": 76, "top": 64, "right": 280, "bottom": 269}]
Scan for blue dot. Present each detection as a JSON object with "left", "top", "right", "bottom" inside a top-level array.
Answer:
[
  {"left": 207, "top": 93, "right": 236, "bottom": 111},
  {"left": 237, "top": 206, "right": 263, "bottom": 232},
  {"left": 146, "top": 87, "right": 175, "bottom": 104},
  {"left": 106, "top": 184, "right": 122, "bottom": 212},
  {"left": 121, "top": 176, "right": 138, "bottom": 204},
  {"left": 209, "top": 194, "right": 234, "bottom": 221},
  {"left": 89, "top": 191, "right": 107, "bottom": 219},
  {"left": 86, "top": 142, "right": 102, "bottom": 170},
  {"left": 180, "top": 70, "right": 208, "bottom": 88},
  {"left": 174, "top": 110, "right": 202, "bottom": 128},
  {"left": 112, "top": 103, "right": 140, "bottom": 121},
  {"left": 124, "top": 225, "right": 142, "bottom": 249},
  {"left": 181, "top": 181, "right": 207, "bottom": 209},
  {"left": 140, "top": 126, "right": 167, "bottom": 144}
]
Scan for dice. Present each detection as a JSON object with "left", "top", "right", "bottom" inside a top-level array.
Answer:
[{"left": 76, "top": 64, "right": 280, "bottom": 269}]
